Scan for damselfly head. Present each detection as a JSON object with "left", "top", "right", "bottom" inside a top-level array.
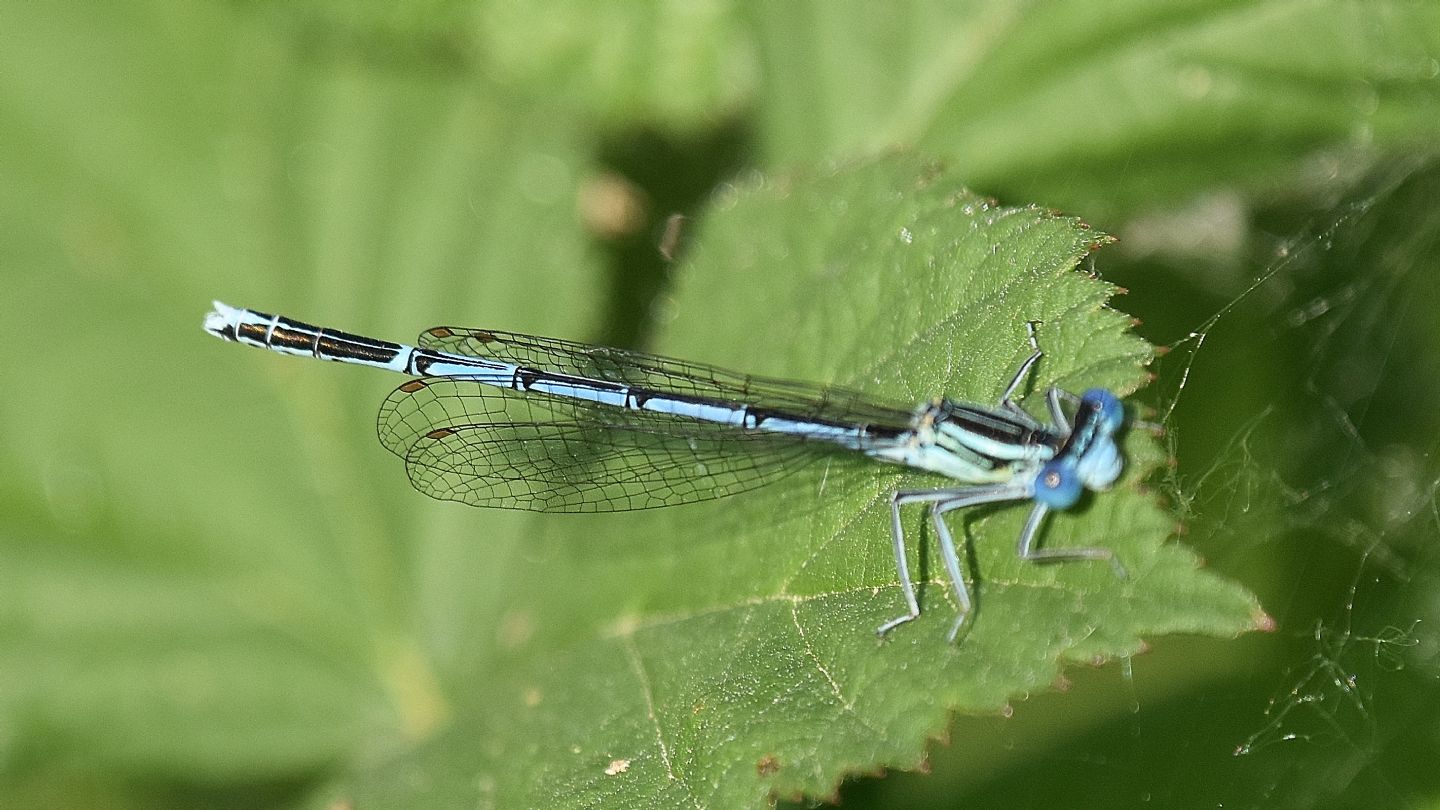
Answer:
[{"left": 1036, "top": 388, "right": 1127, "bottom": 508}]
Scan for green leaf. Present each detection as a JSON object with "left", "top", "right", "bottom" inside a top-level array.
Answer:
[
  {"left": 332, "top": 156, "right": 1265, "bottom": 807},
  {"left": 246, "top": 0, "right": 757, "bottom": 132},
  {"left": 0, "top": 0, "right": 603, "bottom": 790},
  {"left": 0, "top": 5, "right": 1279, "bottom": 806},
  {"left": 745, "top": 0, "right": 1440, "bottom": 220},
  {"left": 474, "top": 0, "right": 755, "bottom": 130}
]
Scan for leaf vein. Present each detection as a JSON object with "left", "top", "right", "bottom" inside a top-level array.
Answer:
[{"left": 621, "top": 634, "right": 703, "bottom": 809}]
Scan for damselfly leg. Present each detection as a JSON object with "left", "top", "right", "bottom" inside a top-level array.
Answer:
[
  {"left": 999, "top": 321, "right": 1045, "bottom": 427},
  {"left": 877, "top": 327, "right": 1126, "bottom": 641},
  {"left": 880, "top": 484, "right": 1032, "bottom": 641}
]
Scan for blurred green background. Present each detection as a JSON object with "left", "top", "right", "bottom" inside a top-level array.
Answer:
[{"left": 3, "top": 2, "right": 1440, "bottom": 808}]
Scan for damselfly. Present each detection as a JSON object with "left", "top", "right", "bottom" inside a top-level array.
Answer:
[{"left": 204, "top": 301, "right": 1128, "bottom": 641}]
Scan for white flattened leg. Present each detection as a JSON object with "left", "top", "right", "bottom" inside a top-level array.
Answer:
[
  {"left": 1014, "top": 502, "right": 1127, "bottom": 578},
  {"left": 877, "top": 490, "right": 950, "bottom": 636},
  {"left": 1000, "top": 321, "right": 1046, "bottom": 425},
  {"left": 929, "top": 504, "right": 973, "bottom": 643},
  {"left": 879, "top": 484, "right": 1031, "bottom": 640}
]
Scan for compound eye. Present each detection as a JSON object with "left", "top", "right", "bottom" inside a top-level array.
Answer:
[
  {"left": 1077, "top": 437, "right": 1124, "bottom": 491},
  {"left": 1034, "top": 460, "right": 1083, "bottom": 509},
  {"left": 1082, "top": 388, "right": 1125, "bottom": 432}
]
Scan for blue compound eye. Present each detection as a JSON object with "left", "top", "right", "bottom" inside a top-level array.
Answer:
[
  {"left": 1034, "top": 460, "right": 1083, "bottom": 509},
  {"left": 1082, "top": 388, "right": 1125, "bottom": 433}
]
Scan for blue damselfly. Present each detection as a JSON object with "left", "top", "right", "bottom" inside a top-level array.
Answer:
[{"left": 204, "top": 301, "right": 1127, "bottom": 640}]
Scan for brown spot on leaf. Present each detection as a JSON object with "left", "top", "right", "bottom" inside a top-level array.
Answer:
[{"left": 756, "top": 754, "right": 780, "bottom": 777}]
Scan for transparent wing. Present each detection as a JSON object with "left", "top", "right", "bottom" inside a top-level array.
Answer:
[
  {"left": 377, "top": 378, "right": 872, "bottom": 512},
  {"left": 418, "top": 327, "right": 918, "bottom": 429},
  {"left": 402, "top": 420, "right": 843, "bottom": 512}
]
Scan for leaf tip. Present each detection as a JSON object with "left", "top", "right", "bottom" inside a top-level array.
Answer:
[
  {"left": 1084, "top": 230, "right": 1118, "bottom": 253},
  {"left": 1253, "top": 610, "right": 1278, "bottom": 633}
]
